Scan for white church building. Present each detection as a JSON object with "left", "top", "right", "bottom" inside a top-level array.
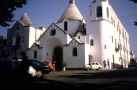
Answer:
[{"left": 7, "top": 0, "right": 130, "bottom": 69}]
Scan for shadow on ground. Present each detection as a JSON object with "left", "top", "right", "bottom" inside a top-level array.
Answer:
[
  {"left": 58, "top": 68, "right": 137, "bottom": 79},
  {"left": 1, "top": 78, "right": 136, "bottom": 90},
  {"left": 1, "top": 69, "right": 137, "bottom": 90}
]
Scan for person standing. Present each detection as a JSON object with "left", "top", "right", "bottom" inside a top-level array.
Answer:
[
  {"left": 20, "top": 51, "right": 28, "bottom": 61},
  {"left": 4, "top": 52, "right": 16, "bottom": 81},
  {"left": 103, "top": 60, "right": 106, "bottom": 69},
  {"left": 107, "top": 59, "right": 110, "bottom": 69},
  {"left": 20, "top": 51, "right": 31, "bottom": 69},
  {"left": 20, "top": 51, "right": 31, "bottom": 78},
  {"left": 4, "top": 51, "right": 16, "bottom": 69}
]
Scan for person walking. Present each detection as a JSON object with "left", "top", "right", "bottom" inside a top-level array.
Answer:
[{"left": 103, "top": 60, "right": 107, "bottom": 69}]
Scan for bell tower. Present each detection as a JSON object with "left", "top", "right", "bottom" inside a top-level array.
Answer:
[{"left": 69, "top": 0, "right": 75, "bottom": 4}]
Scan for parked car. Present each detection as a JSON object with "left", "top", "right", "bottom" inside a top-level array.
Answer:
[
  {"left": 128, "top": 63, "right": 137, "bottom": 68},
  {"left": 13, "top": 59, "right": 51, "bottom": 77},
  {"left": 84, "top": 62, "right": 102, "bottom": 71},
  {"left": 40, "top": 60, "right": 54, "bottom": 71}
]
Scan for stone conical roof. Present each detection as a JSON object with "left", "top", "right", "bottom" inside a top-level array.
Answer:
[
  {"left": 19, "top": 13, "right": 33, "bottom": 26},
  {"left": 1, "top": 34, "right": 6, "bottom": 39},
  {"left": 57, "top": 1, "right": 84, "bottom": 23}
]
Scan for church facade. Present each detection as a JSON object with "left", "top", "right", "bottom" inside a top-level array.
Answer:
[{"left": 7, "top": 0, "right": 130, "bottom": 69}]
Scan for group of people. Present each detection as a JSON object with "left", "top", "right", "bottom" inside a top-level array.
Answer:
[
  {"left": 103, "top": 59, "right": 110, "bottom": 69},
  {"left": 3, "top": 51, "right": 32, "bottom": 76}
]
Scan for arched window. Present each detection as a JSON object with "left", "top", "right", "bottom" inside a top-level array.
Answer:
[
  {"left": 111, "top": 17, "right": 113, "bottom": 24},
  {"left": 16, "top": 24, "right": 19, "bottom": 30},
  {"left": 114, "top": 20, "right": 115, "bottom": 27},
  {"left": 107, "top": 7, "right": 109, "bottom": 18},
  {"left": 34, "top": 50, "right": 37, "bottom": 58},
  {"left": 115, "top": 39, "right": 116, "bottom": 48},
  {"left": 90, "top": 39, "right": 94, "bottom": 46},
  {"left": 64, "top": 21, "right": 68, "bottom": 31},
  {"left": 73, "top": 47, "right": 77, "bottom": 56},
  {"left": 97, "top": 6, "right": 102, "bottom": 17},
  {"left": 78, "top": 36, "right": 80, "bottom": 39},
  {"left": 22, "top": 36, "right": 24, "bottom": 42},
  {"left": 16, "top": 36, "right": 20, "bottom": 47}
]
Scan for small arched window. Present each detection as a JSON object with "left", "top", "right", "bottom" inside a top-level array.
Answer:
[
  {"left": 107, "top": 7, "right": 109, "bottom": 18},
  {"left": 78, "top": 36, "right": 80, "bottom": 39},
  {"left": 73, "top": 47, "right": 77, "bottom": 56},
  {"left": 50, "top": 29, "right": 56, "bottom": 36},
  {"left": 97, "top": 6, "right": 102, "bottom": 17},
  {"left": 114, "top": 20, "right": 115, "bottom": 27},
  {"left": 64, "top": 21, "right": 68, "bottom": 31},
  {"left": 16, "top": 24, "right": 19, "bottom": 30},
  {"left": 111, "top": 17, "right": 113, "bottom": 24},
  {"left": 22, "top": 36, "right": 24, "bottom": 42},
  {"left": 34, "top": 50, "right": 37, "bottom": 58},
  {"left": 90, "top": 39, "right": 94, "bottom": 46},
  {"left": 16, "top": 36, "right": 20, "bottom": 47}
]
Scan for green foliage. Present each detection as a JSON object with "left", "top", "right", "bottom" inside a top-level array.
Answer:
[
  {"left": 61, "top": 62, "right": 67, "bottom": 68},
  {"left": 130, "top": 0, "right": 137, "bottom": 3},
  {"left": 0, "top": 0, "right": 27, "bottom": 27},
  {"left": 0, "top": 35, "right": 7, "bottom": 57},
  {"left": 129, "top": 0, "right": 137, "bottom": 25},
  {"left": 134, "top": 21, "right": 137, "bottom": 25}
]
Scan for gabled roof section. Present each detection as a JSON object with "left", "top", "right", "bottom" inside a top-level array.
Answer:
[
  {"left": 74, "top": 25, "right": 86, "bottom": 36},
  {"left": 19, "top": 13, "right": 33, "bottom": 26},
  {"left": 37, "top": 23, "right": 72, "bottom": 41},
  {"left": 64, "top": 37, "right": 84, "bottom": 46},
  {"left": 57, "top": 0, "right": 84, "bottom": 23},
  {"left": 27, "top": 43, "right": 43, "bottom": 50}
]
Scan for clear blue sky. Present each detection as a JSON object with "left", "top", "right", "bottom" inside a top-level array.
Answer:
[{"left": 0, "top": 0, "right": 137, "bottom": 56}]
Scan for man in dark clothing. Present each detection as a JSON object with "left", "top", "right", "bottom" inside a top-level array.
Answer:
[
  {"left": 20, "top": 51, "right": 30, "bottom": 67},
  {"left": 20, "top": 51, "right": 31, "bottom": 79}
]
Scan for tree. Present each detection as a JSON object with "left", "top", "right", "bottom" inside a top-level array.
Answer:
[
  {"left": 130, "top": 0, "right": 137, "bottom": 25},
  {"left": 0, "top": 35, "right": 7, "bottom": 57},
  {"left": 130, "top": 0, "right": 137, "bottom": 3},
  {"left": 0, "top": 0, "right": 27, "bottom": 27}
]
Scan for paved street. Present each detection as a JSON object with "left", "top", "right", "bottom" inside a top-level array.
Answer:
[{"left": 1, "top": 68, "right": 137, "bottom": 90}]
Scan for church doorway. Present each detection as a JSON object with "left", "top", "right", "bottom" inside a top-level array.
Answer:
[{"left": 53, "top": 47, "right": 63, "bottom": 70}]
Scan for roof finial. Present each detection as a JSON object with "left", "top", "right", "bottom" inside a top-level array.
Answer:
[{"left": 69, "top": 0, "right": 75, "bottom": 4}]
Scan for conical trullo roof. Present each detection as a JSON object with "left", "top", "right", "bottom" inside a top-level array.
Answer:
[
  {"left": 19, "top": 13, "right": 33, "bottom": 26},
  {"left": 1, "top": 34, "right": 6, "bottom": 39},
  {"left": 57, "top": 0, "right": 84, "bottom": 23}
]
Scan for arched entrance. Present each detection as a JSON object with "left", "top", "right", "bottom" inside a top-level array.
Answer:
[{"left": 53, "top": 47, "right": 63, "bottom": 70}]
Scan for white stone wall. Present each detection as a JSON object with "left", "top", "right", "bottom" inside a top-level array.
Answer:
[
  {"left": 27, "top": 44, "right": 42, "bottom": 61},
  {"left": 28, "top": 27, "right": 36, "bottom": 48},
  {"left": 63, "top": 39, "right": 86, "bottom": 68},
  {"left": 86, "top": 20, "right": 102, "bottom": 64},
  {"left": 75, "top": 33, "right": 86, "bottom": 43},
  {"left": 86, "top": 0, "right": 130, "bottom": 68}
]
